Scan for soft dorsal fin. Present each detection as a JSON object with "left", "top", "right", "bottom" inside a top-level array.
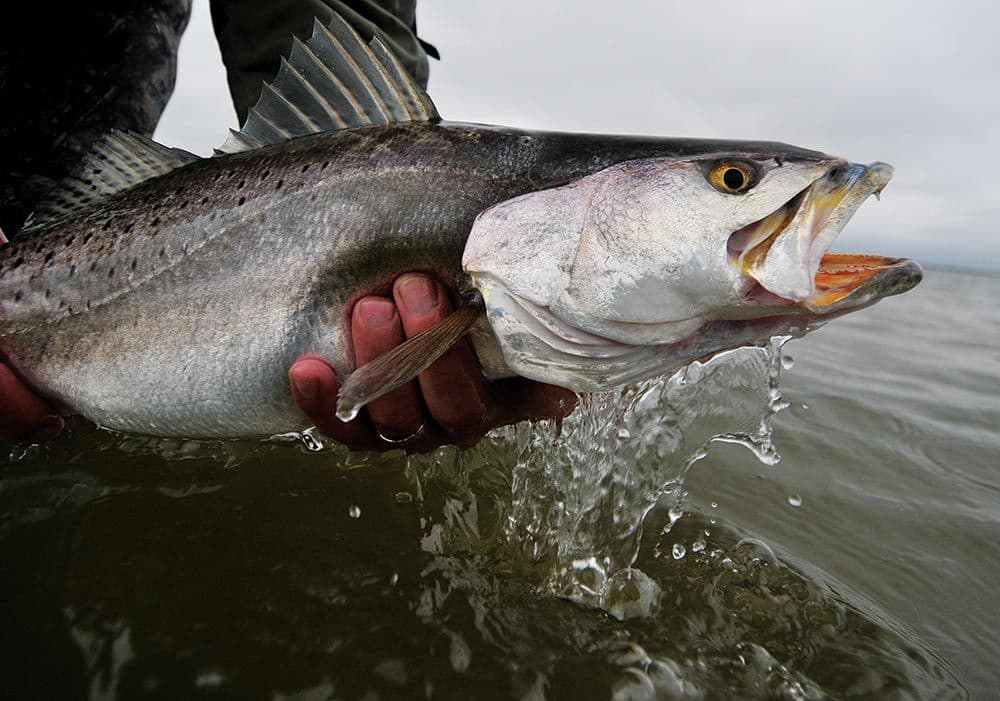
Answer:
[
  {"left": 23, "top": 130, "right": 199, "bottom": 234},
  {"left": 217, "top": 13, "right": 440, "bottom": 155}
]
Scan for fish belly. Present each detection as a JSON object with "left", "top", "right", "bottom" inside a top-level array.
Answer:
[{"left": 1, "top": 243, "right": 333, "bottom": 437}]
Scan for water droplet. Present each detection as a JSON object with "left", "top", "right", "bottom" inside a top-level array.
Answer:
[
  {"left": 672, "top": 543, "right": 686, "bottom": 560},
  {"left": 348, "top": 505, "right": 361, "bottom": 519},
  {"left": 668, "top": 506, "right": 683, "bottom": 521},
  {"left": 801, "top": 402, "right": 809, "bottom": 410},
  {"left": 787, "top": 493, "right": 803, "bottom": 507},
  {"left": 692, "top": 538, "right": 706, "bottom": 553},
  {"left": 781, "top": 354, "right": 794, "bottom": 369},
  {"left": 768, "top": 393, "right": 790, "bottom": 413},
  {"left": 336, "top": 404, "right": 360, "bottom": 422},
  {"left": 616, "top": 427, "right": 631, "bottom": 440},
  {"left": 602, "top": 568, "right": 660, "bottom": 621},
  {"left": 299, "top": 429, "right": 326, "bottom": 452},
  {"left": 394, "top": 491, "right": 413, "bottom": 504},
  {"left": 711, "top": 501, "right": 718, "bottom": 509}
]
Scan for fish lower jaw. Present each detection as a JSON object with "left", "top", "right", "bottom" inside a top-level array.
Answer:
[{"left": 739, "top": 252, "right": 922, "bottom": 315}]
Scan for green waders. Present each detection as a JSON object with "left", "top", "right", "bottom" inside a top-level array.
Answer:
[{"left": 0, "top": 0, "right": 433, "bottom": 238}]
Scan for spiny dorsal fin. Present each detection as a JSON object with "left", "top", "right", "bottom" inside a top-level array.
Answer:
[
  {"left": 23, "top": 130, "right": 198, "bottom": 234},
  {"left": 217, "top": 14, "right": 440, "bottom": 155}
]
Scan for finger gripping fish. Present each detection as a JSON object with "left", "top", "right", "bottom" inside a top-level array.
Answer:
[{"left": 0, "top": 14, "right": 921, "bottom": 439}]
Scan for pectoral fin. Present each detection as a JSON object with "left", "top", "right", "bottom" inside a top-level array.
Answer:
[{"left": 336, "top": 303, "right": 484, "bottom": 422}]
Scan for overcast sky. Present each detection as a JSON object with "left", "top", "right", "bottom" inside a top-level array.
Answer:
[{"left": 156, "top": 0, "right": 999, "bottom": 271}]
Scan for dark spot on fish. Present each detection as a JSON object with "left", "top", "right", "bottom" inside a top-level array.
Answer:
[
  {"left": 123, "top": 224, "right": 133, "bottom": 234},
  {"left": 159, "top": 248, "right": 166, "bottom": 258},
  {"left": 108, "top": 267, "right": 115, "bottom": 278},
  {"left": 59, "top": 300, "right": 66, "bottom": 309},
  {"left": 13, "top": 256, "right": 23, "bottom": 267},
  {"left": 238, "top": 196, "right": 246, "bottom": 206},
  {"left": 321, "top": 161, "right": 329, "bottom": 170},
  {"left": 262, "top": 169, "right": 270, "bottom": 178},
  {"left": 201, "top": 197, "right": 209, "bottom": 205},
  {"left": 237, "top": 180, "right": 245, "bottom": 189},
  {"left": 69, "top": 265, "right": 76, "bottom": 276},
  {"left": 212, "top": 173, "right": 221, "bottom": 182},
  {"left": 152, "top": 217, "right": 161, "bottom": 226},
  {"left": 66, "top": 235, "right": 75, "bottom": 246},
  {"left": 44, "top": 252, "right": 54, "bottom": 264},
  {"left": 90, "top": 261, "right": 98, "bottom": 272},
  {"left": 175, "top": 186, "right": 185, "bottom": 196},
  {"left": 275, "top": 179, "right": 284, "bottom": 190},
  {"left": 14, "top": 292, "right": 22, "bottom": 302},
  {"left": 102, "top": 220, "right": 112, "bottom": 231},
  {"left": 131, "top": 259, "right": 137, "bottom": 271},
  {"left": 301, "top": 164, "right": 310, "bottom": 173},
  {"left": 44, "top": 289, "right": 50, "bottom": 299}
]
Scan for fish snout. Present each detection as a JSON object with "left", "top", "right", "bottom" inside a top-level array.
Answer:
[{"left": 814, "top": 160, "right": 892, "bottom": 198}]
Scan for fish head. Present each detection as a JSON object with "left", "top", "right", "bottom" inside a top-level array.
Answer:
[{"left": 463, "top": 146, "right": 922, "bottom": 390}]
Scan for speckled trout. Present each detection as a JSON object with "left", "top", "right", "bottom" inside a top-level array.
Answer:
[{"left": 0, "top": 15, "right": 921, "bottom": 438}]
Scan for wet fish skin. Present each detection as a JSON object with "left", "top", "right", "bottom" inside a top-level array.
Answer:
[{"left": 0, "top": 123, "right": 824, "bottom": 437}]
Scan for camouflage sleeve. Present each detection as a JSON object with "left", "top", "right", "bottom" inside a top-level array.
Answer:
[
  {"left": 210, "top": 0, "right": 435, "bottom": 126},
  {"left": 0, "top": 1, "right": 192, "bottom": 240}
]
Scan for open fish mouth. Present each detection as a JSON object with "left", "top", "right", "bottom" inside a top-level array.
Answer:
[{"left": 729, "top": 161, "right": 922, "bottom": 314}]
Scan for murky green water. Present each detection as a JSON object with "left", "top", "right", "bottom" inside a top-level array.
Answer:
[{"left": 1, "top": 269, "right": 996, "bottom": 700}]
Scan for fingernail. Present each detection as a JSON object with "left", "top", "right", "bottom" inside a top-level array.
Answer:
[
  {"left": 356, "top": 298, "right": 396, "bottom": 327},
  {"left": 291, "top": 375, "right": 319, "bottom": 402},
  {"left": 20, "top": 416, "right": 64, "bottom": 444},
  {"left": 396, "top": 274, "right": 439, "bottom": 315}
]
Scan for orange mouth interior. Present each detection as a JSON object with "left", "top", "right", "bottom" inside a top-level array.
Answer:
[{"left": 809, "top": 253, "right": 902, "bottom": 308}]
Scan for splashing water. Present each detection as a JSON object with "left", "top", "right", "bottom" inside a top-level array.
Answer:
[
  {"left": 392, "top": 338, "right": 797, "bottom": 617},
  {"left": 20, "top": 338, "right": 796, "bottom": 622},
  {"left": 500, "top": 339, "right": 794, "bottom": 611}
]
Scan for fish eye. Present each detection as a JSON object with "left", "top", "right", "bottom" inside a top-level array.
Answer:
[{"left": 707, "top": 161, "right": 757, "bottom": 194}]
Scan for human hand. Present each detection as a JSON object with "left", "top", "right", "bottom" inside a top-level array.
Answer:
[
  {"left": 0, "top": 364, "right": 64, "bottom": 444},
  {"left": 288, "top": 273, "right": 577, "bottom": 453}
]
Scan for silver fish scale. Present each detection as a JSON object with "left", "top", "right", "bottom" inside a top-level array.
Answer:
[{"left": 0, "top": 125, "right": 528, "bottom": 436}]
